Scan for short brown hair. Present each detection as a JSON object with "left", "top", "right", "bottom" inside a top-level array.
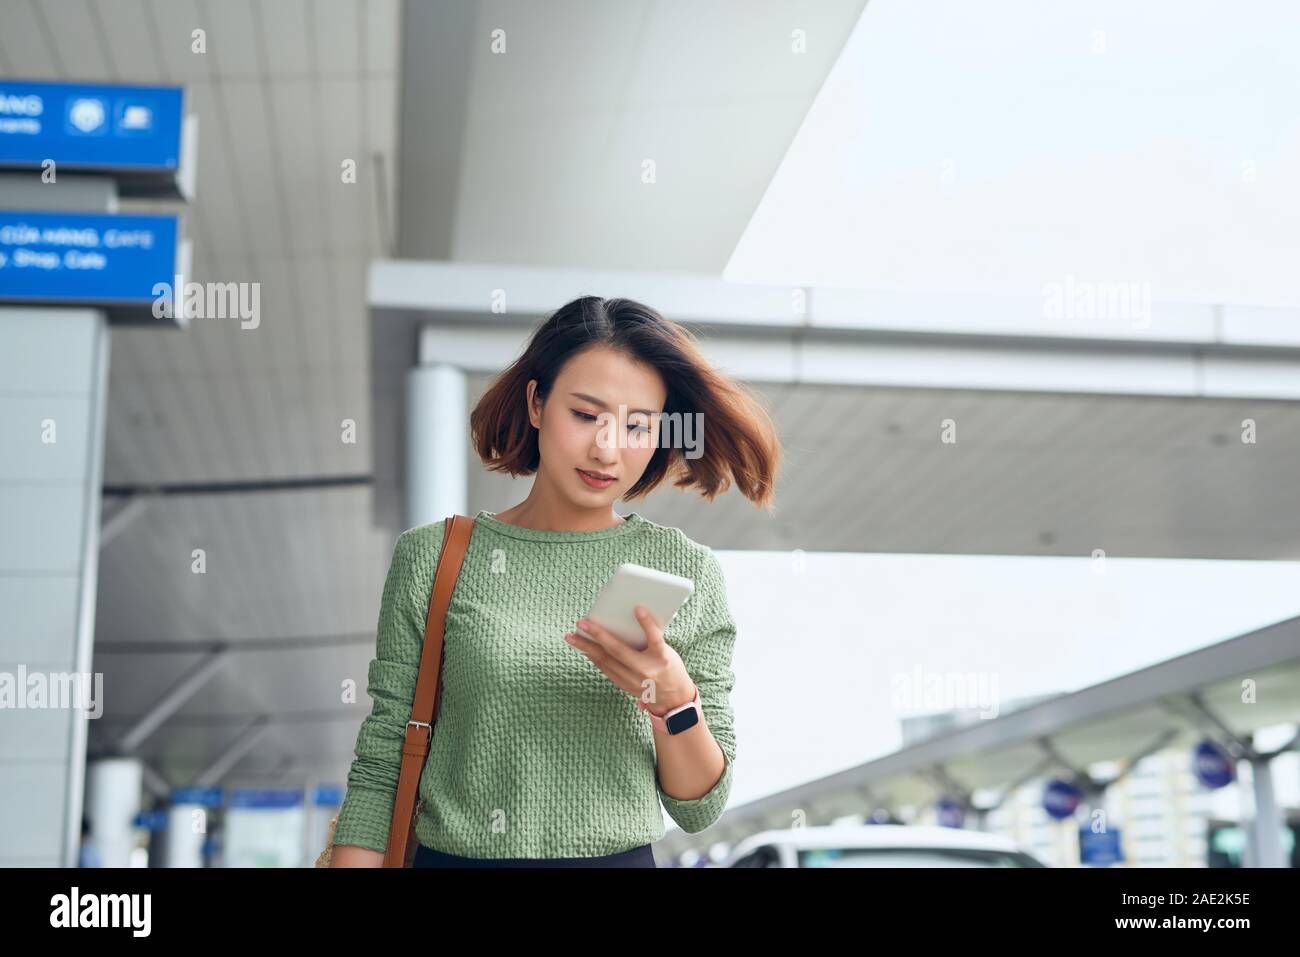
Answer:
[{"left": 470, "top": 296, "right": 782, "bottom": 511}]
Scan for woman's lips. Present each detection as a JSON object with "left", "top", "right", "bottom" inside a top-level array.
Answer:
[{"left": 576, "top": 468, "right": 615, "bottom": 488}]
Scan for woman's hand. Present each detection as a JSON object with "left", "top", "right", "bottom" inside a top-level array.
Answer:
[{"left": 564, "top": 606, "right": 695, "bottom": 715}]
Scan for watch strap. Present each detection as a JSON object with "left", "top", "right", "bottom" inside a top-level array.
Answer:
[{"left": 639, "top": 682, "right": 700, "bottom": 733}]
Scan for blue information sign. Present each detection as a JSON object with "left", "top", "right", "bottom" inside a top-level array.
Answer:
[
  {"left": 1042, "top": 778, "right": 1082, "bottom": 820},
  {"left": 1079, "top": 825, "right": 1125, "bottom": 866},
  {"left": 1192, "top": 738, "right": 1236, "bottom": 789},
  {"left": 170, "top": 787, "right": 224, "bottom": 808},
  {"left": 0, "top": 79, "right": 183, "bottom": 171},
  {"left": 312, "top": 784, "right": 344, "bottom": 807},
  {"left": 131, "top": 810, "right": 170, "bottom": 832},
  {"left": 229, "top": 789, "right": 304, "bottom": 809},
  {"left": 0, "top": 210, "right": 180, "bottom": 313}
]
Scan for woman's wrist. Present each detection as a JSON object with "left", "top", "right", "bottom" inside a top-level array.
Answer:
[{"left": 642, "top": 676, "right": 696, "bottom": 717}]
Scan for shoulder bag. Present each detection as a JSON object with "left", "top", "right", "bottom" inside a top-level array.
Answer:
[{"left": 315, "top": 513, "right": 475, "bottom": 867}]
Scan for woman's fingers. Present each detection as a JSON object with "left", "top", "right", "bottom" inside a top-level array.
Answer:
[
  {"left": 574, "top": 616, "right": 643, "bottom": 668},
  {"left": 564, "top": 631, "right": 639, "bottom": 693},
  {"left": 632, "top": 605, "right": 666, "bottom": 651}
]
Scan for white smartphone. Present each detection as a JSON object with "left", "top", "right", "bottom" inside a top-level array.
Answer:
[{"left": 575, "top": 562, "right": 695, "bottom": 651}]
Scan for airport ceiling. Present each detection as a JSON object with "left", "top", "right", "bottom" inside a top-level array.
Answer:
[{"left": 0, "top": 0, "right": 874, "bottom": 788}]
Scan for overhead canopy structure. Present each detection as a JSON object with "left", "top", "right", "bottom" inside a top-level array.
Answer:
[
  {"left": 369, "top": 260, "right": 1300, "bottom": 560},
  {"left": 653, "top": 613, "right": 1300, "bottom": 863}
]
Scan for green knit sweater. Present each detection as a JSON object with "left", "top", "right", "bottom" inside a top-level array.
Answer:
[{"left": 332, "top": 508, "right": 738, "bottom": 858}]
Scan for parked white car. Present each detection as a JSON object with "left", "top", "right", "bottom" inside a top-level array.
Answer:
[{"left": 720, "top": 824, "right": 1049, "bottom": 867}]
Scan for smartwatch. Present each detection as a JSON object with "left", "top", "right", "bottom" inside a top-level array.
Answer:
[{"left": 639, "top": 682, "right": 701, "bottom": 735}]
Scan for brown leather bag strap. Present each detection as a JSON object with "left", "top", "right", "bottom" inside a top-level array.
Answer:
[{"left": 383, "top": 514, "right": 475, "bottom": 868}]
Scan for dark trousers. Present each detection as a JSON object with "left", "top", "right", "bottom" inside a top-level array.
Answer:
[{"left": 413, "top": 841, "right": 656, "bottom": 868}]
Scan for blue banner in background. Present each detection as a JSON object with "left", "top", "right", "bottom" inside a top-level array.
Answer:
[
  {"left": 312, "top": 784, "right": 344, "bottom": 807},
  {"left": 229, "top": 789, "right": 304, "bottom": 809},
  {"left": 0, "top": 79, "right": 183, "bottom": 171},
  {"left": 1079, "top": 825, "right": 1125, "bottom": 866},
  {"left": 170, "top": 787, "right": 224, "bottom": 808},
  {"left": 0, "top": 209, "right": 179, "bottom": 306}
]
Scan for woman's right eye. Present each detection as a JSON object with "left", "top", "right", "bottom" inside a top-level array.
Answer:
[{"left": 571, "top": 410, "right": 597, "bottom": 421}]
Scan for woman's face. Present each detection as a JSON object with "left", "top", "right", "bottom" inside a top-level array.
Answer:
[{"left": 527, "top": 345, "right": 667, "bottom": 506}]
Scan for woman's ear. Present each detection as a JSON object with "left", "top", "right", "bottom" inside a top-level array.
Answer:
[{"left": 526, "top": 379, "right": 542, "bottom": 429}]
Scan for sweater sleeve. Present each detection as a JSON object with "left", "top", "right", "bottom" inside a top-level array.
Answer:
[
  {"left": 656, "top": 546, "right": 738, "bottom": 834},
  {"left": 332, "top": 524, "right": 440, "bottom": 853}
]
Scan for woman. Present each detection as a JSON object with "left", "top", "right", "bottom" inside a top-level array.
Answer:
[{"left": 330, "top": 295, "right": 781, "bottom": 867}]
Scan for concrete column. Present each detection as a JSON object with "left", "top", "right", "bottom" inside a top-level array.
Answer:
[
  {"left": 85, "top": 757, "right": 144, "bottom": 867},
  {"left": 1245, "top": 755, "right": 1286, "bottom": 868},
  {"left": 0, "top": 308, "right": 111, "bottom": 866},
  {"left": 162, "top": 801, "right": 207, "bottom": 868},
  {"left": 405, "top": 361, "right": 467, "bottom": 529}
]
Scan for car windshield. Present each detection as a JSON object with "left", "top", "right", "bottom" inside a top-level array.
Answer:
[{"left": 799, "top": 847, "right": 1044, "bottom": 867}]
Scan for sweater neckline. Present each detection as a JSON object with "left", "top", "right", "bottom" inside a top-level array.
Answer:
[{"left": 474, "top": 509, "right": 646, "bottom": 542}]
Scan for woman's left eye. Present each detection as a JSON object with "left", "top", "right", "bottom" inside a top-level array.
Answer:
[{"left": 572, "top": 409, "right": 649, "bottom": 433}]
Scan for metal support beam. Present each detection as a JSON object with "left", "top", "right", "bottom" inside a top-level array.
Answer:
[
  {"left": 192, "top": 716, "right": 272, "bottom": 788},
  {"left": 115, "top": 647, "right": 229, "bottom": 754},
  {"left": 100, "top": 495, "right": 149, "bottom": 549}
]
